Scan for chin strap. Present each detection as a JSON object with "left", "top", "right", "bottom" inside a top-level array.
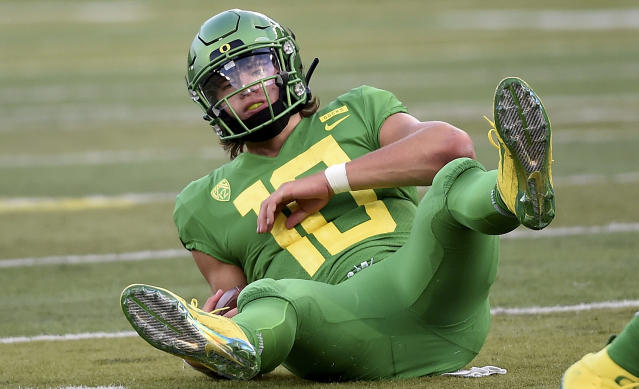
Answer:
[
  {"left": 305, "top": 58, "right": 319, "bottom": 85},
  {"left": 216, "top": 99, "right": 289, "bottom": 142},
  {"left": 304, "top": 58, "right": 319, "bottom": 100}
]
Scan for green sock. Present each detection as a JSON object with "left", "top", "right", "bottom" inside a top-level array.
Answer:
[
  {"left": 608, "top": 314, "right": 639, "bottom": 377},
  {"left": 233, "top": 297, "right": 297, "bottom": 374},
  {"left": 492, "top": 184, "right": 512, "bottom": 217},
  {"left": 447, "top": 168, "right": 519, "bottom": 235}
]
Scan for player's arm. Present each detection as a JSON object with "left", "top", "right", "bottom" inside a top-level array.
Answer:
[
  {"left": 257, "top": 113, "right": 475, "bottom": 233},
  {"left": 349, "top": 112, "right": 476, "bottom": 189},
  {"left": 191, "top": 250, "right": 247, "bottom": 316}
]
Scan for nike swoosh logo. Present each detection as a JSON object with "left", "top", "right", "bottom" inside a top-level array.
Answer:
[
  {"left": 325, "top": 115, "right": 350, "bottom": 131},
  {"left": 615, "top": 376, "right": 636, "bottom": 386}
]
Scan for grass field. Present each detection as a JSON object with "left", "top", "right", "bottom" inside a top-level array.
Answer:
[{"left": 2, "top": 1, "right": 639, "bottom": 388}]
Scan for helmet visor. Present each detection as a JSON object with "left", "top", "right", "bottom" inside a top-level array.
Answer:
[{"left": 198, "top": 50, "right": 280, "bottom": 105}]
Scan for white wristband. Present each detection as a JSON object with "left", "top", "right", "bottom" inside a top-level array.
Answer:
[{"left": 324, "top": 162, "right": 351, "bottom": 194}]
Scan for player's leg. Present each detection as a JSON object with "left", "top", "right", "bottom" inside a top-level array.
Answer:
[
  {"left": 561, "top": 315, "right": 639, "bottom": 388},
  {"left": 387, "top": 157, "right": 500, "bottom": 355},
  {"left": 387, "top": 76, "right": 554, "bottom": 352},
  {"left": 231, "top": 297, "right": 297, "bottom": 374},
  {"left": 120, "top": 278, "right": 399, "bottom": 380},
  {"left": 119, "top": 275, "right": 430, "bottom": 380},
  {"left": 234, "top": 276, "right": 479, "bottom": 380},
  {"left": 446, "top": 164, "right": 519, "bottom": 235}
]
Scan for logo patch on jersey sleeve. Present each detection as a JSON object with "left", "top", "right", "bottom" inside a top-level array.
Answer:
[
  {"left": 320, "top": 105, "right": 350, "bottom": 131},
  {"left": 211, "top": 179, "right": 231, "bottom": 201},
  {"left": 319, "top": 105, "right": 349, "bottom": 123}
]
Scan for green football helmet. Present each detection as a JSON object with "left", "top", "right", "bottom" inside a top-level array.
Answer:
[{"left": 186, "top": 9, "right": 316, "bottom": 141}]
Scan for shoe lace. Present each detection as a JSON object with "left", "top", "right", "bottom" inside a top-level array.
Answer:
[
  {"left": 484, "top": 115, "right": 554, "bottom": 167},
  {"left": 484, "top": 115, "right": 503, "bottom": 151},
  {"left": 189, "top": 297, "right": 228, "bottom": 315}
]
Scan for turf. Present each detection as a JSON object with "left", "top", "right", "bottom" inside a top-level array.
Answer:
[{"left": 1, "top": 0, "right": 638, "bottom": 388}]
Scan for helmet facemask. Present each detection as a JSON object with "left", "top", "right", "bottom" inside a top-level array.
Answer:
[{"left": 197, "top": 49, "right": 291, "bottom": 141}]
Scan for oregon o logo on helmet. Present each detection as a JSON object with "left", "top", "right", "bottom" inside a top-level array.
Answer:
[{"left": 219, "top": 43, "right": 231, "bottom": 53}]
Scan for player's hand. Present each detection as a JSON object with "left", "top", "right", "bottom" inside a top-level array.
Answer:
[
  {"left": 201, "top": 289, "right": 238, "bottom": 318},
  {"left": 257, "top": 171, "right": 333, "bottom": 233}
]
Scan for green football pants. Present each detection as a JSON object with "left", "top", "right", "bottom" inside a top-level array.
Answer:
[{"left": 234, "top": 157, "right": 519, "bottom": 380}]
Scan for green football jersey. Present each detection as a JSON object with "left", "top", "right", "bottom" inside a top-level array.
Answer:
[{"left": 174, "top": 85, "right": 419, "bottom": 284}]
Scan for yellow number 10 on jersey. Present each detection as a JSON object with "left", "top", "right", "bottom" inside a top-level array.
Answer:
[{"left": 233, "top": 136, "right": 396, "bottom": 276}]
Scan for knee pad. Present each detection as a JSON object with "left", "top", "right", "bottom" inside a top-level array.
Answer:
[
  {"left": 432, "top": 157, "right": 486, "bottom": 196},
  {"left": 237, "top": 278, "right": 291, "bottom": 311}
]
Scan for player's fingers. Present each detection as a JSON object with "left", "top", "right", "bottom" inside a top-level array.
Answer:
[
  {"left": 202, "top": 289, "right": 224, "bottom": 312},
  {"left": 257, "top": 200, "right": 267, "bottom": 233},
  {"left": 222, "top": 307, "right": 238, "bottom": 318},
  {"left": 264, "top": 199, "right": 280, "bottom": 232},
  {"left": 258, "top": 183, "right": 298, "bottom": 233},
  {"left": 259, "top": 189, "right": 287, "bottom": 233},
  {"left": 257, "top": 195, "right": 276, "bottom": 233}
]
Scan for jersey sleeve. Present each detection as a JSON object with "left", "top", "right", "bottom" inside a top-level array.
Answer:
[
  {"left": 351, "top": 85, "right": 408, "bottom": 150},
  {"left": 173, "top": 181, "right": 241, "bottom": 267}
]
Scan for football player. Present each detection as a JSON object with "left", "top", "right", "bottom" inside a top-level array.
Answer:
[{"left": 121, "top": 9, "right": 557, "bottom": 380}]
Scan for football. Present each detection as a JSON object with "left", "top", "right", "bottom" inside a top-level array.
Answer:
[{"left": 214, "top": 286, "right": 243, "bottom": 313}]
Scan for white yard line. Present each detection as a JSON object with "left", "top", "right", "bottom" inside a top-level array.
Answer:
[
  {"left": 554, "top": 172, "right": 639, "bottom": 186},
  {"left": 503, "top": 222, "right": 639, "bottom": 240},
  {"left": 0, "top": 125, "right": 636, "bottom": 168},
  {"left": 60, "top": 386, "right": 127, "bottom": 389},
  {"left": 1, "top": 170, "right": 638, "bottom": 214},
  {"left": 1, "top": 331, "right": 137, "bottom": 344},
  {"left": 0, "top": 192, "right": 178, "bottom": 213},
  {"left": 491, "top": 300, "right": 639, "bottom": 315},
  {"left": 1, "top": 222, "right": 638, "bottom": 269},
  {"left": 2, "top": 300, "right": 638, "bottom": 344},
  {"left": 4, "top": 92, "right": 639, "bottom": 131},
  {"left": 0, "top": 148, "right": 221, "bottom": 167},
  {"left": 0, "top": 249, "right": 188, "bottom": 268}
]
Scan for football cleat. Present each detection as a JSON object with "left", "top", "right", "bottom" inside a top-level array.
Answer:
[
  {"left": 561, "top": 347, "right": 639, "bottom": 389},
  {"left": 486, "top": 76, "right": 554, "bottom": 230},
  {"left": 121, "top": 284, "right": 259, "bottom": 380}
]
